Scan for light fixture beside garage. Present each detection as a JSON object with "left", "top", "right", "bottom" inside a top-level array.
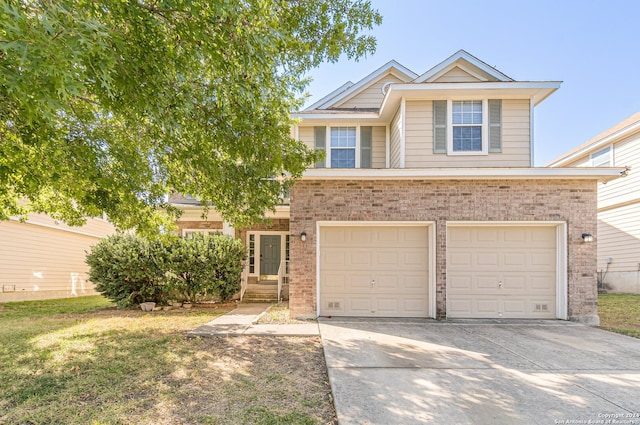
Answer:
[
  {"left": 300, "top": 231, "right": 307, "bottom": 242},
  {"left": 581, "top": 233, "right": 594, "bottom": 242}
]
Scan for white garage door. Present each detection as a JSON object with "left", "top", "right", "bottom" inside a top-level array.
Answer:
[
  {"left": 319, "top": 226, "right": 429, "bottom": 317},
  {"left": 447, "top": 226, "right": 557, "bottom": 319}
]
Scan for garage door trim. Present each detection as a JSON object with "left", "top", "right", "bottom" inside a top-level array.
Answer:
[
  {"left": 446, "top": 221, "right": 567, "bottom": 320},
  {"left": 316, "top": 221, "right": 436, "bottom": 318}
]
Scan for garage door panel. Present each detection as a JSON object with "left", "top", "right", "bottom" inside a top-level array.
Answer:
[
  {"left": 320, "top": 225, "right": 429, "bottom": 317},
  {"left": 447, "top": 226, "right": 557, "bottom": 319}
]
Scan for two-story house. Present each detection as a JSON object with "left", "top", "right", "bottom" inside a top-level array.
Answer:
[
  {"left": 173, "top": 50, "right": 624, "bottom": 324},
  {"left": 548, "top": 113, "right": 639, "bottom": 294}
]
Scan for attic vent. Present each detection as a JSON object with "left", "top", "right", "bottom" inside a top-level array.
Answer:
[
  {"left": 2, "top": 285, "right": 16, "bottom": 293},
  {"left": 535, "top": 304, "right": 549, "bottom": 312},
  {"left": 327, "top": 301, "right": 341, "bottom": 310}
]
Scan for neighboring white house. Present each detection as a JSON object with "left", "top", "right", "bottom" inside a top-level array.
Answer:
[
  {"left": 0, "top": 213, "right": 116, "bottom": 302},
  {"left": 548, "top": 112, "right": 640, "bottom": 293}
]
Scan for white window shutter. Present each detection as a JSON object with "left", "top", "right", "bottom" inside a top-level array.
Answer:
[
  {"left": 488, "top": 99, "right": 502, "bottom": 153},
  {"left": 433, "top": 100, "right": 447, "bottom": 154}
]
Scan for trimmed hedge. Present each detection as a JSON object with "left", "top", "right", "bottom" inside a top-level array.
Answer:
[{"left": 86, "top": 233, "right": 246, "bottom": 306}]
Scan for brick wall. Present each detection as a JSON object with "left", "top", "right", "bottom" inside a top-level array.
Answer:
[{"left": 289, "top": 179, "right": 598, "bottom": 322}]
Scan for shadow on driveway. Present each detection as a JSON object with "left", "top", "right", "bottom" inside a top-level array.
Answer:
[{"left": 318, "top": 318, "right": 640, "bottom": 424}]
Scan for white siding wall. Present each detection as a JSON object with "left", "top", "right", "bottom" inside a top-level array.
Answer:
[
  {"left": 403, "top": 99, "right": 531, "bottom": 168},
  {"left": 598, "top": 134, "right": 640, "bottom": 208},
  {"left": 0, "top": 217, "right": 116, "bottom": 302},
  {"left": 390, "top": 107, "right": 402, "bottom": 168},
  {"left": 560, "top": 129, "right": 640, "bottom": 292},
  {"left": 335, "top": 74, "right": 405, "bottom": 109},
  {"left": 598, "top": 203, "right": 640, "bottom": 272}
]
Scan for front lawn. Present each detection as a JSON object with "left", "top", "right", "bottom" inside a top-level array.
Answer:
[
  {"left": 0, "top": 296, "right": 336, "bottom": 425},
  {"left": 598, "top": 293, "right": 640, "bottom": 338}
]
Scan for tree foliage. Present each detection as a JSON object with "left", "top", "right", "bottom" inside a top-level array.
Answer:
[{"left": 0, "top": 0, "right": 381, "bottom": 234}]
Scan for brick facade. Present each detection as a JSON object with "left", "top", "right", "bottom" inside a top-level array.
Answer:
[{"left": 289, "top": 179, "right": 598, "bottom": 322}]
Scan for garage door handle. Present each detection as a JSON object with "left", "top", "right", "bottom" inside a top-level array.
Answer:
[
  {"left": 371, "top": 279, "right": 376, "bottom": 288},
  {"left": 499, "top": 281, "right": 503, "bottom": 288}
]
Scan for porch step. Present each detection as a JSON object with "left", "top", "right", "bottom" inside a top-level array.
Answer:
[{"left": 243, "top": 284, "right": 278, "bottom": 303}]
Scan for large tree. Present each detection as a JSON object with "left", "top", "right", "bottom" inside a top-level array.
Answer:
[{"left": 0, "top": 0, "right": 381, "bottom": 234}]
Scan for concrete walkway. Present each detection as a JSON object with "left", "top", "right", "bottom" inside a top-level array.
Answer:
[
  {"left": 319, "top": 318, "right": 640, "bottom": 425},
  {"left": 188, "top": 303, "right": 319, "bottom": 336}
]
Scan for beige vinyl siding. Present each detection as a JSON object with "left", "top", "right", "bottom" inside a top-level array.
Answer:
[
  {"left": 431, "top": 67, "right": 482, "bottom": 83},
  {"left": 372, "top": 126, "right": 386, "bottom": 168},
  {"left": 597, "top": 202, "right": 640, "bottom": 272},
  {"left": 298, "top": 126, "right": 315, "bottom": 151},
  {"left": 17, "top": 212, "right": 115, "bottom": 237},
  {"left": 0, "top": 220, "right": 109, "bottom": 301},
  {"left": 335, "top": 74, "right": 405, "bottom": 109},
  {"left": 597, "top": 134, "right": 640, "bottom": 208},
  {"left": 404, "top": 99, "right": 531, "bottom": 168},
  {"left": 390, "top": 107, "right": 402, "bottom": 168}
]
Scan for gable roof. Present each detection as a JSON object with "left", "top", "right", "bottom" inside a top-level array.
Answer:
[
  {"left": 413, "top": 50, "right": 513, "bottom": 83},
  {"left": 547, "top": 112, "right": 640, "bottom": 167},
  {"left": 306, "top": 60, "right": 418, "bottom": 110}
]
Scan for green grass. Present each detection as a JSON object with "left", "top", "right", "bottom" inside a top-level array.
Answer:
[
  {"left": 598, "top": 293, "right": 640, "bottom": 338},
  {"left": 0, "top": 296, "right": 335, "bottom": 424}
]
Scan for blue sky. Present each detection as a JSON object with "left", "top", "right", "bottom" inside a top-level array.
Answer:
[{"left": 302, "top": 0, "right": 640, "bottom": 165}]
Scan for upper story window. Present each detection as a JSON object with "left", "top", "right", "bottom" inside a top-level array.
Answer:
[
  {"left": 452, "top": 100, "right": 483, "bottom": 152},
  {"left": 330, "top": 127, "right": 356, "bottom": 167},
  {"left": 590, "top": 146, "right": 613, "bottom": 167},
  {"left": 314, "top": 126, "right": 372, "bottom": 168},
  {"left": 434, "top": 99, "right": 502, "bottom": 155}
]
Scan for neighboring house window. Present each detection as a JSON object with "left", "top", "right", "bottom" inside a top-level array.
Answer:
[
  {"left": 590, "top": 146, "right": 613, "bottom": 167},
  {"left": 314, "top": 126, "right": 372, "bottom": 168},
  {"left": 433, "top": 99, "right": 502, "bottom": 155}
]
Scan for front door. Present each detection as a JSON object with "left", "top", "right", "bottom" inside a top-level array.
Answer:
[{"left": 260, "top": 235, "right": 281, "bottom": 279}]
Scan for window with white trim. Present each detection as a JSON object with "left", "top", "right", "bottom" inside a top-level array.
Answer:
[
  {"left": 433, "top": 99, "right": 502, "bottom": 155},
  {"left": 314, "top": 126, "right": 373, "bottom": 168},
  {"left": 590, "top": 146, "right": 612, "bottom": 167},
  {"left": 452, "top": 100, "right": 483, "bottom": 152},
  {"left": 330, "top": 127, "right": 356, "bottom": 167}
]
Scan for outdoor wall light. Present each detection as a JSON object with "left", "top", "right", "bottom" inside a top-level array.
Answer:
[
  {"left": 300, "top": 231, "right": 307, "bottom": 242},
  {"left": 582, "top": 233, "right": 594, "bottom": 242}
]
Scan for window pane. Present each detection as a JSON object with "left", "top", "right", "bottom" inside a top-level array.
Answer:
[
  {"left": 331, "top": 149, "right": 356, "bottom": 168},
  {"left": 591, "top": 147, "right": 611, "bottom": 167},
  {"left": 330, "top": 127, "right": 356, "bottom": 147},
  {"left": 453, "top": 100, "right": 482, "bottom": 124},
  {"left": 453, "top": 126, "right": 482, "bottom": 151}
]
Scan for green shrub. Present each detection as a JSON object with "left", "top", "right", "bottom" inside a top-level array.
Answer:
[
  {"left": 86, "top": 234, "right": 169, "bottom": 307},
  {"left": 166, "top": 234, "right": 246, "bottom": 303},
  {"left": 86, "top": 233, "right": 246, "bottom": 306}
]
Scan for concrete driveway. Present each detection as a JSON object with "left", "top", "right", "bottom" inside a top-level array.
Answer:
[{"left": 318, "top": 319, "right": 640, "bottom": 425}]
